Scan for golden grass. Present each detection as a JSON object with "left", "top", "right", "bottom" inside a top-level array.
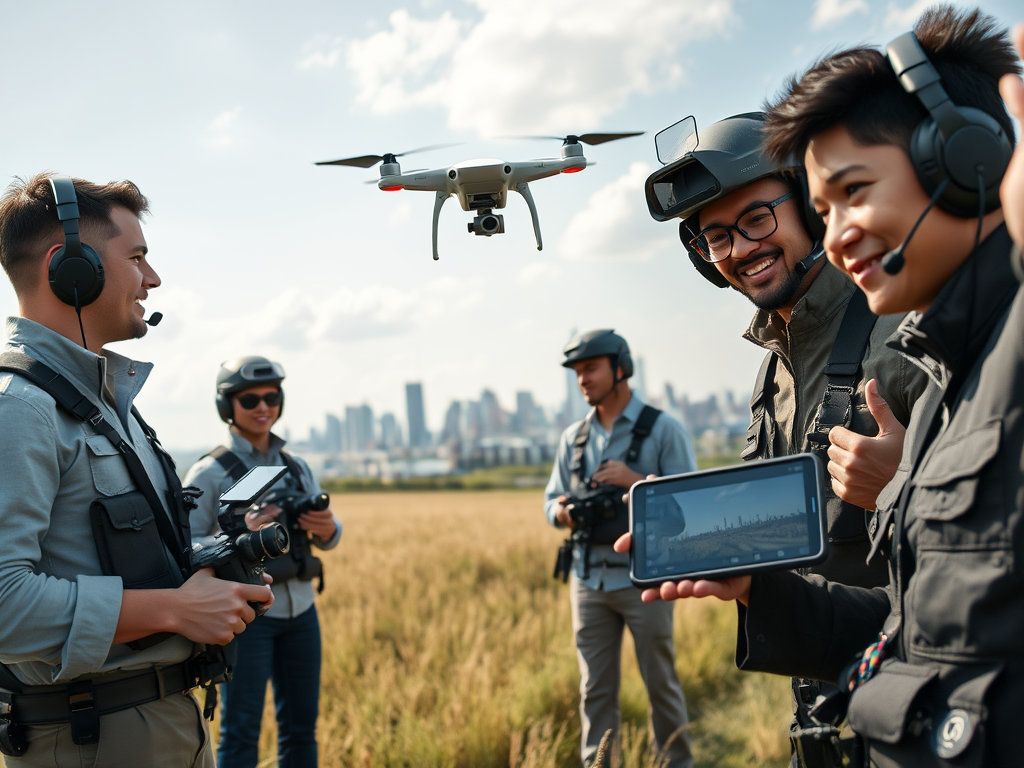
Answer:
[{"left": 214, "top": 491, "right": 791, "bottom": 767}]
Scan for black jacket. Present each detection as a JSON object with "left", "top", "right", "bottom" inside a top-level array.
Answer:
[{"left": 736, "top": 225, "right": 1023, "bottom": 767}]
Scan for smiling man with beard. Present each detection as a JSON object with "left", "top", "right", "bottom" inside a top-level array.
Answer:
[{"left": 643, "top": 113, "right": 929, "bottom": 767}]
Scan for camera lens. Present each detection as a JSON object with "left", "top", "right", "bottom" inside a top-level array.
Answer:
[
  {"left": 481, "top": 215, "right": 499, "bottom": 233},
  {"left": 237, "top": 523, "right": 290, "bottom": 561}
]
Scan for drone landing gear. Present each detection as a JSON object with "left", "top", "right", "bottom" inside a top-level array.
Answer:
[
  {"left": 514, "top": 182, "right": 543, "bottom": 251},
  {"left": 432, "top": 191, "right": 449, "bottom": 260}
]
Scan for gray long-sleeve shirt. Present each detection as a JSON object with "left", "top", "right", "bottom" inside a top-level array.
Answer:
[
  {"left": 183, "top": 430, "right": 341, "bottom": 619},
  {"left": 544, "top": 391, "right": 697, "bottom": 591},
  {"left": 0, "top": 317, "right": 194, "bottom": 686}
]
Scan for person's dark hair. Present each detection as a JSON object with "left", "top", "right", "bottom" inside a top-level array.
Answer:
[
  {"left": 762, "top": 4, "right": 1020, "bottom": 164},
  {"left": 0, "top": 172, "right": 150, "bottom": 295}
]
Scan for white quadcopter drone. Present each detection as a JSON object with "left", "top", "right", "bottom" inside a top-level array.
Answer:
[{"left": 315, "top": 133, "right": 643, "bottom": 260}]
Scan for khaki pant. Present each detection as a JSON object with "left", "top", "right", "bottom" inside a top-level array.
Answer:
[
  {"left": 4, "top": 691, "right": 213, "bottom": 768},
  {"left": 571, "top": 576, "right": 693, "bottom": 768}
]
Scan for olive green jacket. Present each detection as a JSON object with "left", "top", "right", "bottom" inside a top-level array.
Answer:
[{"left": 742, "top": 261, "right": 929, "bottom": 585}]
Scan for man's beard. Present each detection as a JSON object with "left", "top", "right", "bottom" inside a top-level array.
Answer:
[{"left": 732, "top": 250, "right": 805, "bottom": 311}]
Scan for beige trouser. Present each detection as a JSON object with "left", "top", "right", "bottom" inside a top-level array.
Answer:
[
  {"left": 571, "top": 576, "right": 693, "bottom": 768},
  {"left": 4, "top": 691, "right": 213, "bottom": 768}
]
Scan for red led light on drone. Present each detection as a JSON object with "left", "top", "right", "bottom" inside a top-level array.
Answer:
[
  {"left": 381, "top": 185, "right": 404, "bottom": 192},
  {"left": 561, "top": 166, "right": 584, "bottom": 174}
]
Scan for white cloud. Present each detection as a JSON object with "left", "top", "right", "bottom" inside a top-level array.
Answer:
[
  {"left": 517, "top": 262, "right": 562, "bottom": 285},
  {"left": 335, "top": 0, "right": 736, "bottom": 136},
  {"left": 883, "top": 0, "right": 932, "bottom": 29},
  {"left": 296, "top": 34, "right": 346, "bottom": 70},
  {"left": 559, "top": 162, "right": 671, "bottom": 262},
  {"left": 809, "top": 0, "right": 869, "bottom": 31},
  {"left": 203, "top": 107, "right": 242, "bottom": 149}
]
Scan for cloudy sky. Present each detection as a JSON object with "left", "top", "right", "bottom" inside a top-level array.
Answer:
[{"left": 0, "top": 0, "right": 1019, "bottom": 451}]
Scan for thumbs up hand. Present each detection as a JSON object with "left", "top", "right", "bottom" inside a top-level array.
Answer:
[{"left": 826, "top": 379, "right": 906, "bottom": 510}]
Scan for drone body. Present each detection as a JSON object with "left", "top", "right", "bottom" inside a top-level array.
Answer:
[{"left": 316, "top": 134, "right": 640, "bottom": 260}]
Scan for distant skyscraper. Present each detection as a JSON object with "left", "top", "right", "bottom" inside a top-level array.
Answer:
[
  {"left": 325, "top": 414, "right": 343, "bottom": 453},
  {"left": 380, "top": 412, "right": 401, "bottom": 449},
  {"left": 480, "top": 389, "right": 505, "bottom": 437},
  {"left": 406, "top": 382, "right": 428, "bottom": 448},
  {"left": 345, "top": 404, "right": 375, "bottom": 452},
  {"left": 515, "top": 391, "right": 539, "bottom": 433},
  {"left": 441, "top": 401, "right": 462, "bottom": 443}
]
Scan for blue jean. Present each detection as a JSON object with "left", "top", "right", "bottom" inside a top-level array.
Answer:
[{"left": 216, "top": 604, "right": 322, "bottom": 768}]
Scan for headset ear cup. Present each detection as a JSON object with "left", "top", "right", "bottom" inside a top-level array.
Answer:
[
  {"left": 49, "top": 243, "right": 105, "bottom": 307},
  {"left": 911, "top": 110, "right": 1012, "bottom": 218},
  {"left": 617, "top": 346, "right": 634, "bottom": 379},
  {"left": 679, "top": 221, "right": 731, "bottom": 288},
  {"left": 792, "top": 170, "right": 826, "bottom": 241},
  {"left": 216, "top": 393, "right": 234, "bottom": 423}
]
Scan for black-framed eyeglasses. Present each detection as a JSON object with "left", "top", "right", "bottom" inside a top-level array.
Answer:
[
  {"left": 235, "top": 391, "right": 282, "bottom": 410},
  {"left": 690, "top": 191, "right": 794, "bottom": 262}
]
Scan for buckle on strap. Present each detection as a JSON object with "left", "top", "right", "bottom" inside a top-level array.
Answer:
[{"left": 67, "top": 681, "right": 100, "bottom": 746}]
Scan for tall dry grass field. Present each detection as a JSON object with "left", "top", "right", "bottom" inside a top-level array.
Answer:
[{"left": 226, "top": 490, "right": 791, "bottom": 767}]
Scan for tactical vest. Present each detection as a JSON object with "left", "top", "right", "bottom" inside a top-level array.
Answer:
[
  {"left": 741, "top": 290, "right": 886, "bottom": 587},
  {"left": 569, "top": 404, "right": 660, "bottom": 545},
  {"left": 205, "top": 446, "right": 325, "bottom": 593},
  {"left": 0, "top": 351, "right": 192, "bottom": 590}
]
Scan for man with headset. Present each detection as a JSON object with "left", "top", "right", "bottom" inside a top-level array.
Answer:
[
  {"left": 545, "top": 329, "right": 696, "bottom": 768},
  {"left": 0, "top": 173, "right": 272, "bottom": 766},
  {"left": 642, "top": 113, "right": 928, "bottom": 766},
  {"left": 624, "top": 6, "right": 1024, "bottom": 764},
  {"left": 184, "top": 356, "right": 341, "bottom": 768}
]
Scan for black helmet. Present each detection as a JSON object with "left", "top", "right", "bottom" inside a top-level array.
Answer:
[
  {"left": 644, "top": 112, "right": 824, "bottom": 288},
  {"left": 216, "top": 356, "right": 286, "bottom": 423},
  {"left": 562, "top": 329, "right": 633, "bottom": 380}
]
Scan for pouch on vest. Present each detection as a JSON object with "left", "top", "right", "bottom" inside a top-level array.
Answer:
[{"left": 90, "top": 491, "right": 180, "bottom": 589}]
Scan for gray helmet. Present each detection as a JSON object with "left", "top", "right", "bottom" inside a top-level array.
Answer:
[
  {"left": 644, "top": 112, "right": 824, "bottom": 288},
  {"left": 216, "top": 356, "right": 286, "bottom": 423},
  {"left": 562, "top": 329, "right": 633, "bottom": 379}
]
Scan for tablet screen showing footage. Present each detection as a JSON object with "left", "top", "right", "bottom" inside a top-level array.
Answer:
[{"left": 630, "top": 454, "right": 826, "bottom": 584}]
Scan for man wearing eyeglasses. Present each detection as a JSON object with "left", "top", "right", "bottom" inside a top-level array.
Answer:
[
  {"left": 183, "top": 356, "right": 341, "bottom": 768},
  {"left": 643, "top": 113, "right": 928, "bottom": 767}
]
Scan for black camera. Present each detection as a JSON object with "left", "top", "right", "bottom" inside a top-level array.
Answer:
[
  {"left": 192, "top": 466, "right": 291, "bottom": 616},
  {"left": 257, "top": 490, "right": 330, "bottom": 586},
  {"left": 564, "top": 483, "right": 627, "bottom": 531},
  {"left": 468, "top": 209, "right": 504, "bottom": 236}
]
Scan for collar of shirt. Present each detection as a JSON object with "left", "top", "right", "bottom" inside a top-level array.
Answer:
[
  {"left": 887, "top": 224, "right": 1015, "bottom": 389},
  {"left": 226, "top": 427, "right": 287, "bottom": 463},
  {"left": 587, "top": 389, "right": 644, "bottom": 440},
  {"left": 743, "top": 260, "right": 854, "bottom": 365},
  {"left": 5, "top": 316, "right": 152, "bottom": 425}
]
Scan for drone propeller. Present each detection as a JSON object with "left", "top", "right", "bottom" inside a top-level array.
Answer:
[
  {"left": 502, "top": 132, "right": 644, "bottom": 146},
  {"left": 315, "top": 144, "right": 461, "bottom": 168}
]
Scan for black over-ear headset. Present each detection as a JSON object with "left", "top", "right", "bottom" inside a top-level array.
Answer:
[
  {"left": 886, "top": 31, "right": 1012, "bottom": 218},
  {"left": 48, "top": 176, "right": 105, "bottom": 308},
  {"left": 679, "top": 169, "right": 825, "bottom": 289}
]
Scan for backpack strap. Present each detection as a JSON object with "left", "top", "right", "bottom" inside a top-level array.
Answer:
[
  {"left": 742, "top": 352, "right": 778, "bottom": 461},
  {"left": 206, "top": 446, "right": 248, "bottom": 483},
  {"left": 0, "top": 351, "right": 191, "bottom": 581},
  {"left": 625, "top": 405, "right": 661, "bottom": 465},
  {"left": 805, "top": 289, "right": 878, "bottom": 448},
  {"left": 569, "top": 415, "right": 593, "bottom": 486},
  {"left": 279, "top": 450, "right": 308, "bottom": 494}
]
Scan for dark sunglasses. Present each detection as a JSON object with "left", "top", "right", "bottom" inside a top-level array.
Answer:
[{"left": 235, "top": 391, "right": 282, "bottom": 410}]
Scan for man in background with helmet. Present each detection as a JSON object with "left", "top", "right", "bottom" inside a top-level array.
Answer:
[
  {"left": 642, "top": 113, "right": 928, "bottom": 766},
  {"left": 184, "top": 357, "right": 341, "bottom": 768},
  {"left": 544, "top": 329, "right": 696, "bottom": 768}
]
